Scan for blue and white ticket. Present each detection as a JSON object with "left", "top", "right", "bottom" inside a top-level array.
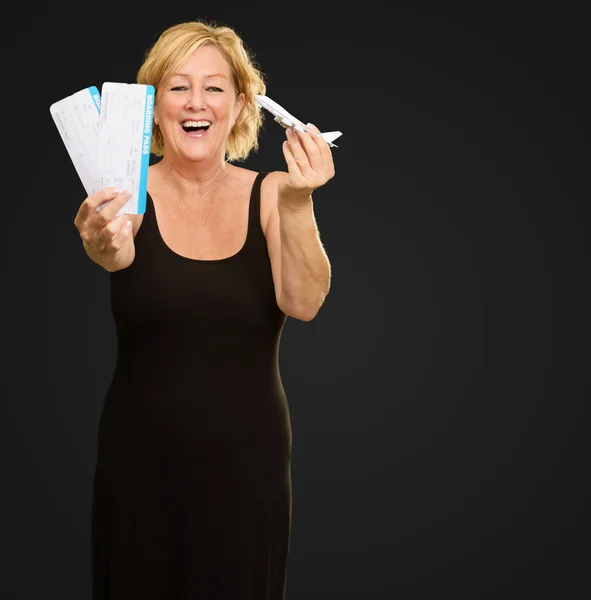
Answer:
[
  {"left": 49, "top": 86, "right": 101, "bottom": 196},
  {"left": 94, "top": 82, "right": 154, "bottom": 216}
]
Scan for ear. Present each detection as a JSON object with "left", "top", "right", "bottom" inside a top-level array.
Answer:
[{"left": 233, "top": 92, "right": 246, "bottom": 125}]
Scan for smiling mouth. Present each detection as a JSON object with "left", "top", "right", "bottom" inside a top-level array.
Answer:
[{"left": 181, "top": 120, "right": 211, "bottom": 136}]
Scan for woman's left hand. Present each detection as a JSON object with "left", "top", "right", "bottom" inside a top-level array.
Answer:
[{"left": 280, "top": 123, "right": 336, "bottom": 203}]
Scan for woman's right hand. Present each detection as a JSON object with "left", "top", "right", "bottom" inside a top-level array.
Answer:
[{"left": 73, "top": 187, "right": 136, "bottom": 272}]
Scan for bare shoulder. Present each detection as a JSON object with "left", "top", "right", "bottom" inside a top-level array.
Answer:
[{"left": 261, "top": 170, "right": 288, "bottom": 190}]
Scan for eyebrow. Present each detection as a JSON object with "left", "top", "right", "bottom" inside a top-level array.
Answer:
[{"left": 172, "top": 72, "right": 229, "bottom": 79}]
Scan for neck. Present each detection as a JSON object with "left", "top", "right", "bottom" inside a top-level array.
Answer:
[{"left": 153, "top": 154, "right": 231, "bottom": 209}]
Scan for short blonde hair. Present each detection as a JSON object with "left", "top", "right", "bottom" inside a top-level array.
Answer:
[{"left": 137, "top": 21, "right": 266, "bottom": 162}]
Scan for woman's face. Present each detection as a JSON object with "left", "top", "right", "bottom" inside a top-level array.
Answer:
[{"left": 154, "top": 44, "right": 245, "bottom": 163}]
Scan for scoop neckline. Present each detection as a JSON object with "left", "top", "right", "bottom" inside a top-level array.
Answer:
[{"left": 146, "top": 182, "right": 253, "bottom": 264}]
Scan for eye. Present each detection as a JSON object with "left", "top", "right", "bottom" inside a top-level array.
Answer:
[
  {"left": 207, "top": 86, "right": 223, "bottom": 92},
  {"left": 171, "top": 86, "right": 188, "bottom": 91}
]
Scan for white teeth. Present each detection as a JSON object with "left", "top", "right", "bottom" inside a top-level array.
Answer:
[{"left": 181, "top": 120, "right": 211, "bottom": 127}]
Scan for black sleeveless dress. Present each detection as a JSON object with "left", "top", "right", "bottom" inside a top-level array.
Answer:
[{"left": 91, "top": 171, "right": 292, "bottom": 599}]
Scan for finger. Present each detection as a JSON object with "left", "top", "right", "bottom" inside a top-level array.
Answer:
[
  {"left": 77, "top": 191, "right": 133, "bottom": 251},
  {"left": 79, "top": 187, "right": 120, "bottom": 218},
  {"left": 282, "top": 140, "right": 302, "bottom": 177},
  {"left": 286, "top": 128, "right": 313, "bottom": 176},
  {"left": 294, "top": 127, "right": 323, "bottom": 170},
  {"left": 109, "top": 218, "right": 134, "bottom": 249},
  {"left": 90, "top": 190, "right": 132, "bottom": 239},
  {"left": 96, "top": 189, "right": 133, "bottom": 220},
  {"left": 74, "top": 188, "right": 128, "bottom": 233},
  {"left": 96, "top": 214, "right": 133, "bottom": 252},
  {"left": 306, "top": 122, "right": 334, "bottom": 166}
]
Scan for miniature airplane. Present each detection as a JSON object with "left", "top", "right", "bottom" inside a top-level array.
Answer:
[{"left": 255, "top": 94, "right": 342, "bottom": 148}]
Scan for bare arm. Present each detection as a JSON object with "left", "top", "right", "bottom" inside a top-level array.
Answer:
[
  {"left": 264, "top": 120, "right": 336, "bottom": 321},
  {"left": 276, "top": 193, "right": 331, "bottom": 321}
]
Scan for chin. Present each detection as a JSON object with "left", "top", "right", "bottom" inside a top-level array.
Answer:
[{"left": 182, "top": 149, "right": 215, "bottom": 163}]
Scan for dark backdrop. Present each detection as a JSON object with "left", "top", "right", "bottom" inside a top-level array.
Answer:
[{"left": 2, "top": 3, "right": 588, "bottom": 599}]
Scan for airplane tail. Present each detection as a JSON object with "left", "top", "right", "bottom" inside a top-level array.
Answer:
[{"left": 321, "top": 131, "right": 342, "bottom": 144}]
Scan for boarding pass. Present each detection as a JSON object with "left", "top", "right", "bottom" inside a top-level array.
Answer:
[
  {"left": 49, "top": 86, "right": 101, "bottom": 196},
  {"left": 94, "top": 82, "right": 154, "bottom": 216},
  {"left": 49, "top": 82, "right": 154, "bottom": 216}
]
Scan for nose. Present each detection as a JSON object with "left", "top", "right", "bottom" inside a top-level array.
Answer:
[{"left": 186, "top": 87, "right": 206, "bottom": 112}]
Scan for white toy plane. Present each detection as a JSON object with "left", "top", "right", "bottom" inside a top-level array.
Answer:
[{"left": 255, "top": 94, "right": 342, "bottom": 148}]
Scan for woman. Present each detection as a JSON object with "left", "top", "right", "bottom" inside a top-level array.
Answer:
[{"left": 73, "top": 20, "right": 334, "bottom": 600}]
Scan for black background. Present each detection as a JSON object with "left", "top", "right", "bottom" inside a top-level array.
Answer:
[{"left": 2, "top": 2, "right": 588, "bottom": 599}]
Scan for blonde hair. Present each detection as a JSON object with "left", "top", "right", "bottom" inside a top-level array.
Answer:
[{"left": 136, "top": 21, "right": 266, "bottom": 162}]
